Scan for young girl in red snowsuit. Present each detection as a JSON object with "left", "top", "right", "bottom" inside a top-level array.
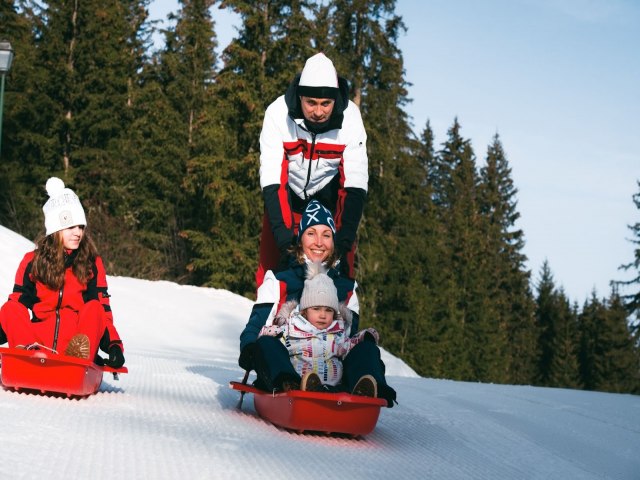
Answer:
[{"left": 0, "top": 177, "right": 125, "bottom": 367}]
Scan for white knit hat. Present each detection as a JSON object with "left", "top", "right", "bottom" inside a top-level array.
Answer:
[
  {"left": 299, "top": 262, "right": 340, "bottom": 312},
  {"left": 42, "top": 177, "right": 87, "bottom": 235},
  {"left": 297, "top": 52, "right": 339, "bottom": 99}
]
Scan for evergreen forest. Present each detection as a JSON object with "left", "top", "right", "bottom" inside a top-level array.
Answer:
[{"left": 1, "top": 0, "right": 639, "bottom": 394}]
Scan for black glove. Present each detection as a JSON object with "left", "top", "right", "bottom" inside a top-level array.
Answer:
[
  {"left": 276, "top": 252, "right": 294, "bottom": 272},
  {"left": 99, "top": 329, "right": 110, "bottom": 352},
  {"left": 363, "top": 331, "right": 377, "bottom": 343},
  {"left": 105, "top": 345, "right": 125, "bottom": 368},
  {"left": 379, "top": 383, "right": 397, "bottom": 408},
  {"left": 336, "top": 249, "right": 351, "bottom": 278},
  {"left": 239, "top": 343, "right": 257, "bottom": 372}
]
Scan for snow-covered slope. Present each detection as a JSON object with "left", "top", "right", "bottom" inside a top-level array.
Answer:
[{"left": 0, "top": 225, "right": 638, "bottom": 479}]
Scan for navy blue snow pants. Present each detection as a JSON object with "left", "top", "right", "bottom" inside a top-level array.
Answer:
[{"left": 254, "top": 335, "right": 397, "bottom": 407}]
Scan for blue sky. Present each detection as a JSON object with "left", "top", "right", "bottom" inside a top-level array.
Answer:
[{"left": 149, "top": 0, "right": 640, "bottom": 303}]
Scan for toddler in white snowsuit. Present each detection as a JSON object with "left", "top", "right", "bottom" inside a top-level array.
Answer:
[{"left": 258, "top": 262, "right": 378, "bottom": 388}]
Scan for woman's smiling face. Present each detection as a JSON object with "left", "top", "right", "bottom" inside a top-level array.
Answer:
[{"left": 300, "top": 224, "right": 334, "bottom": 263}]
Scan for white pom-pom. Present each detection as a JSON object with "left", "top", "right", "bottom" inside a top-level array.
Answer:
[
  {"left": 45, "top": 177, "right": 65, "bottom": 197},
  {"left": 306, "top": 261, "right": 327, "bottom": 280}
]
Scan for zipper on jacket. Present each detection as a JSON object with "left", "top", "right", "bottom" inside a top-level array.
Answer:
[
  {"left": 51, "top": 286, "right": 64, "bottom": 352},
  {"left": 303, "top": 133, "right": 317, "bottom": 200}
]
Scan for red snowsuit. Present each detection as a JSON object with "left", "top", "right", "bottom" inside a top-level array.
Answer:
[{"left": 0, "top": 250, "right": 123, "bottom": 359}]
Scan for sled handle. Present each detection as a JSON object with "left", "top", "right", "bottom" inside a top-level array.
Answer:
[
  {"left": 103, "top": 365, "right": 128, "bottom": 380},
  {"left": 236, "top": 370, "right": 250, "bottom": 409}
]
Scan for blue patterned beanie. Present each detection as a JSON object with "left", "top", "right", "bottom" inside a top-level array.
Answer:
[{"left": 298, "top": 200, "right": 336, "bottom": 242}]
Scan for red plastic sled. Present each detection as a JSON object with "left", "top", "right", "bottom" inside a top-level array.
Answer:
[
  {"left": 230, "top": 381, "right": 387, "bottom": 436},
  {"left": 0, "top": 347, "right": 127, "bottom": 397}
]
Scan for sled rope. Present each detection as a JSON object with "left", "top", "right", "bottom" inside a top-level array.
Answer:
[{"left": 17, "top": 343, "right": 59, "bottom": 354}]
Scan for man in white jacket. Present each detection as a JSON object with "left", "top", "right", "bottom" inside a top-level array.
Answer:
[{"left": 257, "top": 52, "right": 369, "bottom": 286}]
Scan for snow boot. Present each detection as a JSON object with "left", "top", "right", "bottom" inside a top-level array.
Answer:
[
  {"left": 281, "top": 378, "right": 300, "bottom": 392},
  {"left": 301, "top": 372, "right": 324, "bottom": 392},
  {"left": 65, "top": 334, "right": 90, "bottom": 359},
  {"left": 276, "top": 372, "right": 300, "bottom": 392},
  {"left": 352, "top": 375, "right": 377, "bottom": 398}
]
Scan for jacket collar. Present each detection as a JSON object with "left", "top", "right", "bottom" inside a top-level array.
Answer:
[{"left": 64, "top": 249, "right": 78, "bottom": 268}]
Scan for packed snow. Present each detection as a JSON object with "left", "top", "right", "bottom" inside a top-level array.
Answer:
[{"left": 0, "top": 224, "right": 638, "bottom": 479}]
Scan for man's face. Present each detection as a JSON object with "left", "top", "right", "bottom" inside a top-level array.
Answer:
[{"left": 300, "top": 96, "right": 335, "bottom": 124}]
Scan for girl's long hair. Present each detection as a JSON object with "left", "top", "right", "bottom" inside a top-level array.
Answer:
[{"left": 32, "top": 229, "right": 98, "bottom": 290}]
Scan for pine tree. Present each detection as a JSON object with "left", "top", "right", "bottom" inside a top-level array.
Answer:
[
  {"left": 37, "top": 1, "right": 138, "bottom": 176},
  {"left": 430, "top": 119, "right": 509, "bottom": 382},
  {"left": 322, "top": 1, "right": 440, "bottom": 375},
  {"left": 217, "top": 0, "right": 315, "bottom": 151},
  {"left": 16, "top": 1, "right": 154, "bottom": 275},
  {"left": 176, "top": 0, "right": 316, "bottom": 295},
  {"left": 535, "top": 261, "right": 557, "bottom": 385},
  {"left": 405, "top": 121, "right": 452, "bottom": 377},
  {"left": 579, "top": 290, "right": 640, "bottom": 393},
  {"left": 547, "top": 293, "right": 581, "bottom": 388},
  {"left": 611, "top": 179, "right": 640, "bottom": 382},
  {"left": 600, "top": 291, "right": 640, "bottom": 393},
  {"left": 614, "top": 180, "right": 640, "bottom": 320},
  {"left": 363, "top": 122, "right": 437, "bottom": 373},
  {"left": 478, "top": 134, "right": 537, "bottom": 384},
  {"left": 325, "top": 0, "right": 411, "bottom": 183},
  {"left": 115, "top": 64, "right": 188, "bottom": 278},
  {"left": 534, "top": 262, "right": 581, "bottom": 388},
  {"left": 0, "top": 0, "right": 48, "bottom": 237},
  {"left": 160, "top": 0, "right": 217, "bottom": 152}
]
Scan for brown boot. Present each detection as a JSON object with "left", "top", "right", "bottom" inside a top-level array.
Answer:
[
  {"left": 352, "top": 375, "right": 378, "bottom": 397},
  {"left": 65, "top": 334, "right": 90, "bottom": 359},
  {"left": 301, "top": 372, "right": 324, "bottom": 392},
  {"left": 281, "top": 379, "right": 300, "bottom": 392}
]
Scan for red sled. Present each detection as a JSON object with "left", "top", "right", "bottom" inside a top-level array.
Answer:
[
  {"left": 0, "top": 346, "right": 128, "bottom": 397},
  {"left": 230, "top": 380, "right": 387, "bottom": 437}
]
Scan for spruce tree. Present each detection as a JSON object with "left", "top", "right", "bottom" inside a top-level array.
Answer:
[
  {"left": 322, "top": 1, "right": 439, "bottom": 375},
  {"left": 614, "top": 180, "right": 640, "bottom": 320},
  {"left": 600, "top": 291, "right": 640, "bottom": 393},
  {"left": 160, "top": 0, "right": 217, "bottom": 152},
  {"left": 579, "top": 290, "right": 640, "bottom": 393},
  {"left": 478, "top": 134, "right": 537, "bottom": 384},
  {"left": 404, "top": 122, "right": 452, "bottom": 377},
  {"left": 578, "top": 292, "right": 604, "bottom": 391},
  {"left": 611, "top": 179, "right": 640, "bottom": 384},
  {"left": 363, "top": 122, "right": 436, "bottom": 372},
  {"left": 115, "top": 64, "right": 188, "bottom": 278},
  {"left": 534, "top": 261, "right": 556, "bottom": 385},
  {"left": 37, "top": 1, "right": 138, "bottom": 176},
  {"left": 534, "top": 262, "right": 581, "bottom": 387},
  {"left": 430, "top": 119, "right": 508, "bottom": 382},
  {"left": 0, "top": 0, "right": 48, "bottom": 236},
  {"left": 547, "top": 293, "right": 581, "bottom": 388},
  {"left": 2, "top": 1, "right": 152, "bottom": 255},
  {"left": 18, "top": 1, "right": 153, "bottom": 275},
  {"left": 177, "top": 0, "right": 315, "bottom": 295},
  {"left": 217, "top": 0, "right": 315, "bottom": 151}
]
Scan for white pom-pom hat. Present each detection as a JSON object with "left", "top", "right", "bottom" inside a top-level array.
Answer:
[{"left": 42, "top": 177, "right": 87, "bottom": 235}]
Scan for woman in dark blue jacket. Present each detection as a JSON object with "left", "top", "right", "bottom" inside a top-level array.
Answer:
[{"left": 239, "top": 200, "right": 396, "bottom": 407}]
